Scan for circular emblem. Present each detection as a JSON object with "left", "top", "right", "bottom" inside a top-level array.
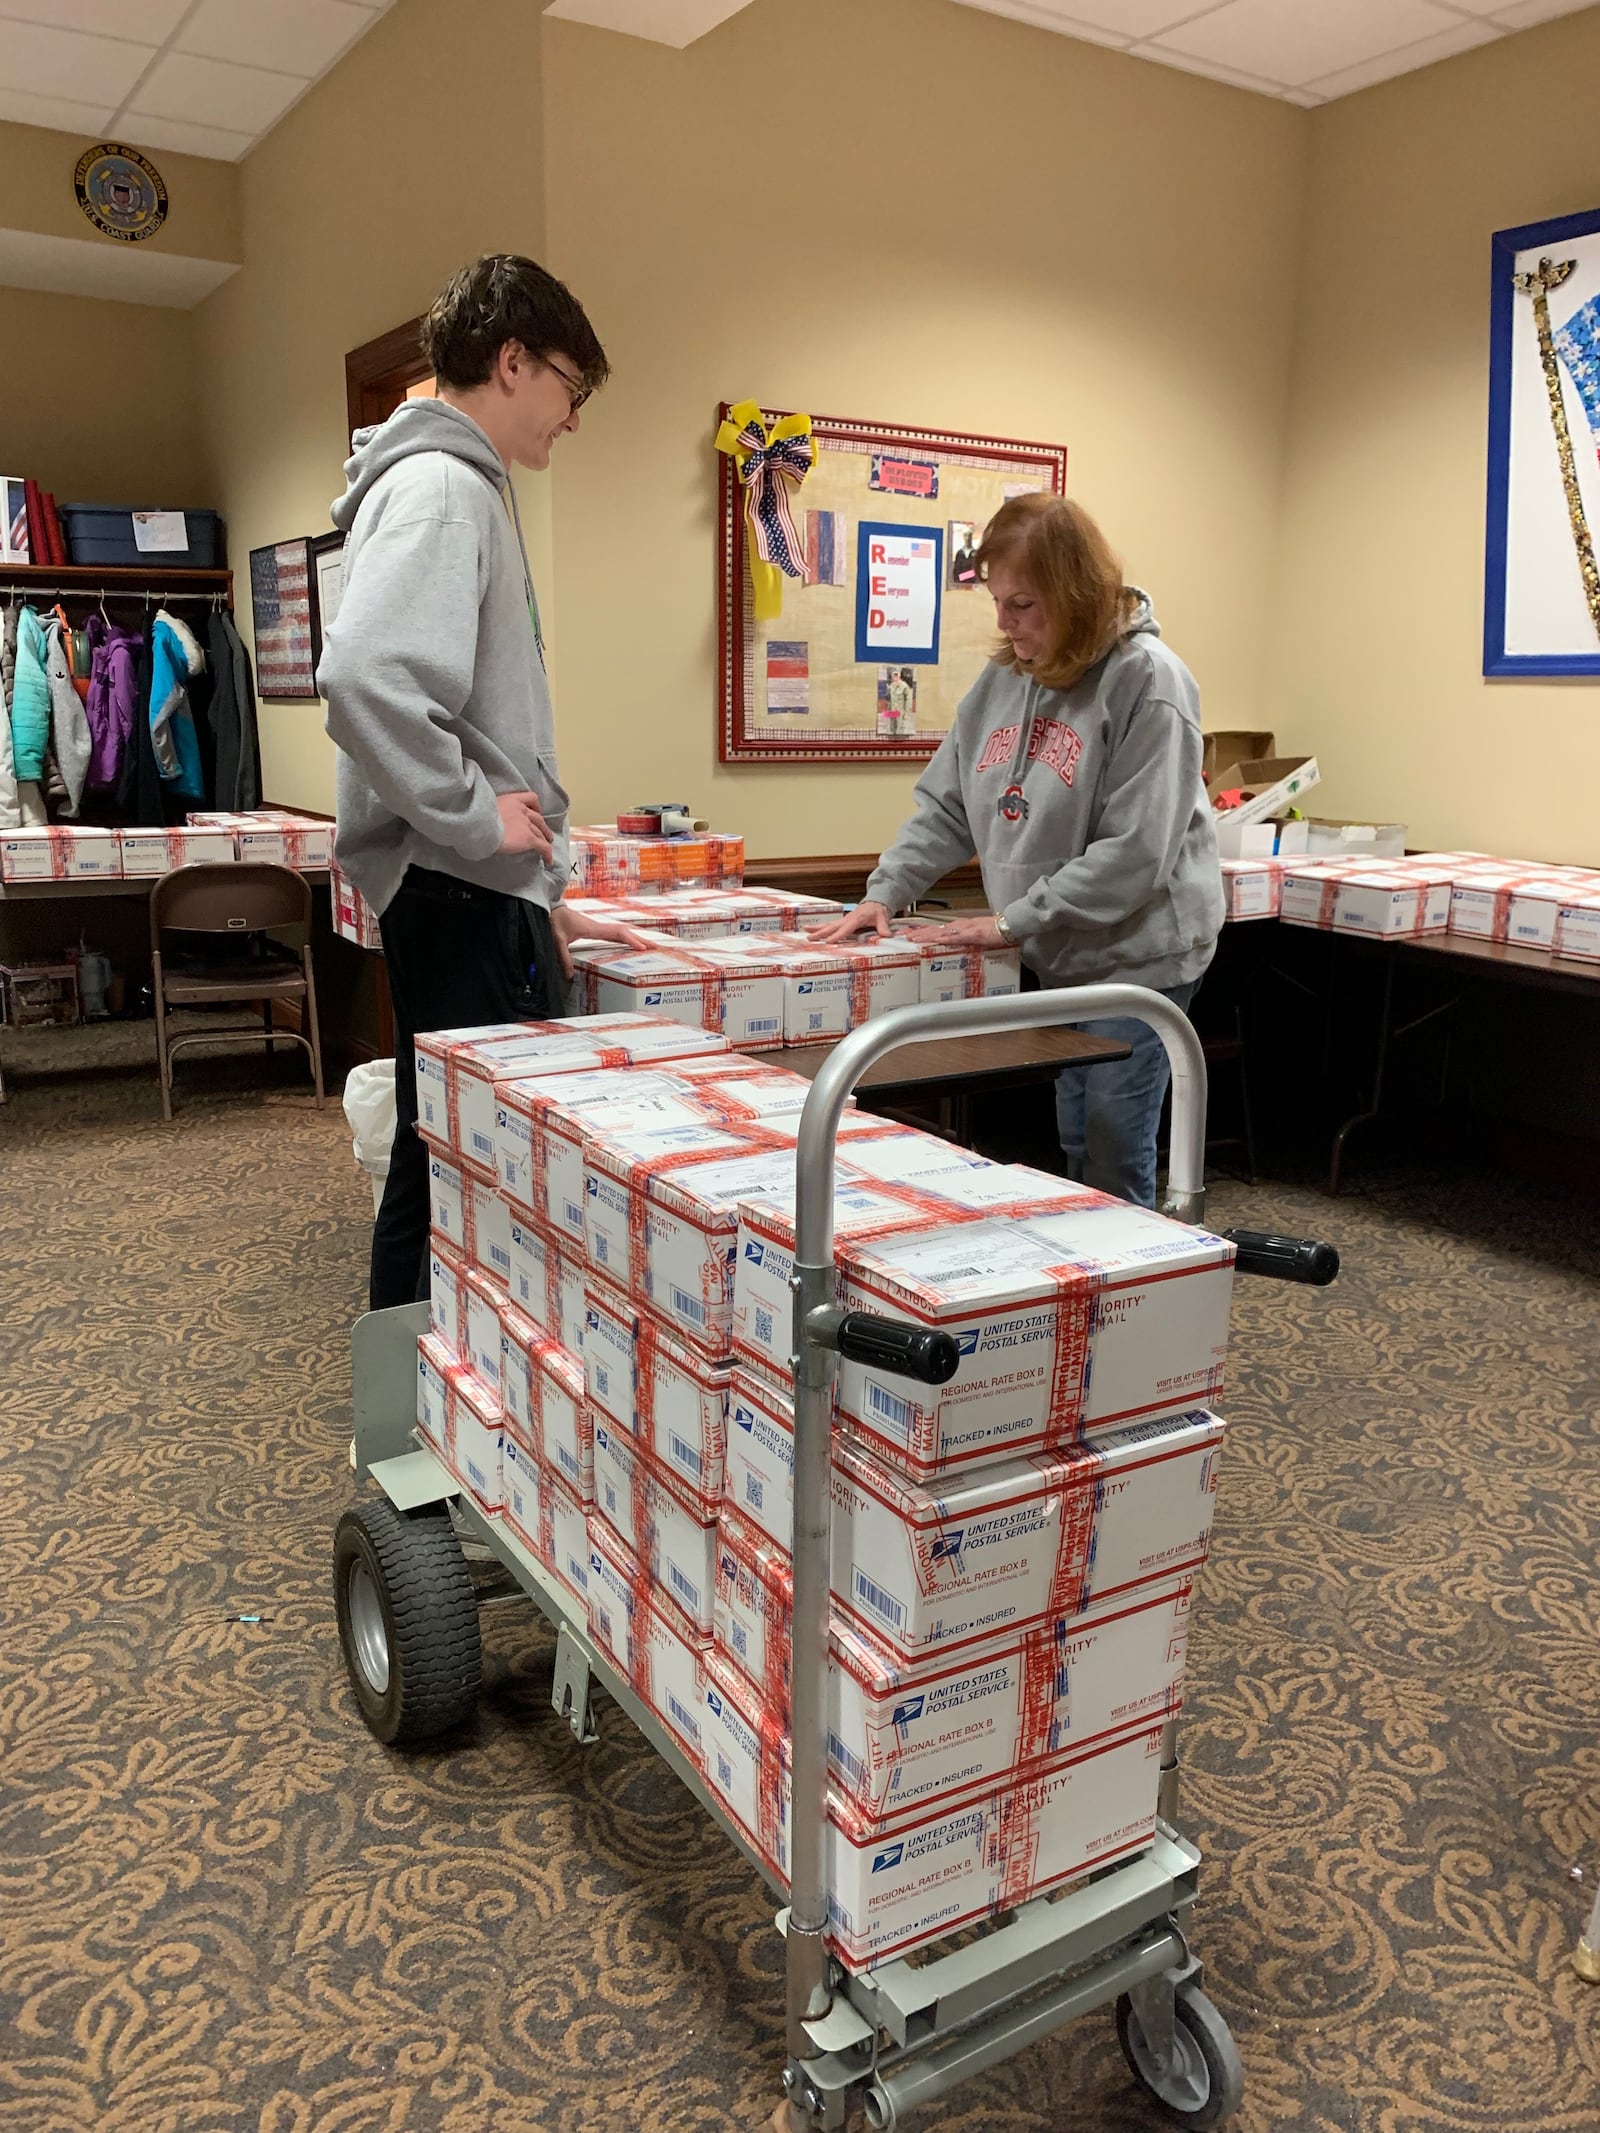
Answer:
[
  {"left": 75, "top": 143, "right": 167, "bottom": 244},
  {"left": 998, "top": 783, "right": 1030, "bottom": 824}
]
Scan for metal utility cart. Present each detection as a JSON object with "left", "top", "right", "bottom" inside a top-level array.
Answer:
[{"left": 334, "top": 987, "right": 1338, "bottom": 2130}]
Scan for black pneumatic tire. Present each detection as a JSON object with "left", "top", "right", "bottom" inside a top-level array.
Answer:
[
  {"left": 1115, "top": 1978, "right": 1244, "bottom": 2129},
  {"left": 333, "top": 1496, "right": 482, "bottom": 1745}
]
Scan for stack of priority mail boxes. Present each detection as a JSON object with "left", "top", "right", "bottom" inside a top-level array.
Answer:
[
  {"left": 330, "top": 860, "right": 383, "bottom": 951},
  {"left": 1220, "top": 855, "right": 1283, "bottom": 923},
  {"left": 565, "top": 928, "right": 1020, "bottom": 1047},
  {"left": 1275, "top": 848, "right": 1600, "bottom": 955},
  {"left": 561, "top": 885, "right": 848, "bottom": 938},
  {"left": 569, "top": 823, "right": 744, "bottom": 896},
  {"left": 1432, "top": 852, "right": 1600, "bottom": 959},
  {"left": 185, "top": 808, "right": 335, "bottom": 867}
]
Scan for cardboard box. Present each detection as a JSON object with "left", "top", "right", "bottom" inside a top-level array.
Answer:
[
  {"left": 584, "top": 1131, "right": 802, "bottom": 1355},
  {"left": 415, "top": 1024, "right": 554, "bottom": 1152},
  {"left": 586, "top": 1519, "right": 709, "bottom": 1770},
  {"left": 543, "top": 1463, "right": 593, "bottom": 1613},
  {"left": 832, "top": 1412, "right": 1225, "bottom": 1656},
  {"left": 684, "top": 932, "right": 859, "bottom": 1044},
  {"left": 539, "top": 1088, "right": 729, "bottom": 1251},
  {"left": 714, "top": 1505, "right": 794, "bottom": 1717},
  {"left": 507, "top": 1215, "right": 587, "bottom": 1356},
  {"left": 1207, "top": 755, "right": 1320, "bottom": 832},
  {"left": 501, "top": 1429, "right": 543, "bottom": 1557},
  {"left": 1297, "top": 817, "right": 1407, "bottom": 861},
  {"left": 428, "top": 1234, "right": 469, "bottom": 1360},
  {"left": 237, "top": 819, "right": 334, "bottom": 869},
  {"left": 699, "top": 1649, "right": 1164, "bottom": 1970},
  {"left": 571, "top": 942, "right": 789, "bottom": 1049},
  {"left": 582, "top": 1283, "right": 731, "bottom": 1513},
  {"left": 570, "top": 825, "right": 744, "bottom": 896},
  {"left": 423, "top": 1344, "right": 502, "bottom": 1514},
  {"left": 499, "top": 1297, "right": 591, "bottom": 1500},
  {"left": 427, "top": 1152, "right": 471, "bottom": 1257},
  {"left": 494, "top": 1065, "right": 683, "bottom": 1224},
  {"left": 1220, "top": 857, "right": 1283, "bottom": 923},
  {"left": 1505, "top": 880, "right": 1600, "bottom": 954},
  {"left": 117, "top": 826, "right": 238, "bottom": 875},
  {"left": 892, "top": 937, "right": 1023, "bottom": 1003},
  {"left": 0, "top": 825, "right": 121, "bottom": 880},
  {"left": 417, "top": 1332, "right": 455, "bottom": 1453},
  {"left": 461, "top": 1264, "right": 508, "bottom": 1397},
  {"left": 591, "top": 1417, "right": 719, "bottom": 1636},
  {"left": 1214, "top": 818, "right": 1278, "bottom": 862},
  {"left": 1279, "top": 860, "right": 1452, "bottom": 938},
  {"left": 830, "top": 1210, "right": 1233, "bottom": 1475},
  {"left": 465, "top": 1172, "right": 512, "bottom": 1290},
  {"left": 1201, "top": 730, "right": 1275, "bottom": 783},
  {"left": 1451, "top": 869, "right": 1593, "bottom": 943}
]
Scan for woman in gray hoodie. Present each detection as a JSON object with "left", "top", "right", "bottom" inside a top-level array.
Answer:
[{"left": 822, "top": 493, "right": 1223, "bottom": 1207}]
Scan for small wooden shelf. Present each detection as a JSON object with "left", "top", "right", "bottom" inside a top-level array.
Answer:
[{"left": 0, "top": 562, "right": 231, "bottom": 588}]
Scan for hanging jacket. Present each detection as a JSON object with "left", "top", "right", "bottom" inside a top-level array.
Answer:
[
  {"left": 85, "top": 613, "right": 142, "bottom": 794},
  {"left": 0, "top": 606, "right": 19, "bottom": 829},
  {"left": 207, "top": 608, "right": 262, "bottom": 811},
  {"left": 44, "top": 614, "right": 91, "bottom": 815},
  {"left": 149, "top": 609, "right": 206, "bottom": 801},
  {"left": 11, "top": 606, "right": 51, "bottom": 783},
  {"left": 118, "top": 626, "right": 166, "bottom": 825}
]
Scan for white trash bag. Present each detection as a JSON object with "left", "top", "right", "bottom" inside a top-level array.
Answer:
[{"left": 343, "top": 1059, "right": 397, "bottom": 1215}]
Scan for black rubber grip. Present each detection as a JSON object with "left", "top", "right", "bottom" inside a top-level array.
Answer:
[
  {"left": 834, "top": 1312, "right": 962, "bottom": 1384},
  {"left": 1221, "top": 1229, "right": 1340, "bottom": 1286}
]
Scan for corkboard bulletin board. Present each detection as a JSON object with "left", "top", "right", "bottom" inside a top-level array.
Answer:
[{"left": 717, "top": 407, "right": 1066, "bottom": 764}]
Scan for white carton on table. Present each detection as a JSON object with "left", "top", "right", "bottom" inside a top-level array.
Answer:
[
  {"left": 1220, "top": 856, "right": 1283, "bottom": 922},
  {"left": 582, "top": 1283, "right": 731, "bottom": 1512},
  {"left": 1, "top": 825, "right": 121, "bottom": 880},
  {"left": 583, "top": 1127, "right": 799, "bottom": 1354},
  {"left": 428, "top": 1234, "right": 468, "bottom": 1359},
  {"left": 1504, "top": 881, "right": 1600, "bottom": 958},
  {"left": 684, "top": 931, "right": 856, "bottom": 1043},
  {"left": 591, "top": 1417, "right": 718, "bottom": 1635},
  {"left": 891, "top": 933, "right": 1022, "bottom": 1001},
  {"left": 507, "top": 1216, "right": 587, "bottom": 1356},
  {"left": 833, "top": 1211, "right": 1233, "bottom": 1476},
  {"left": 573, "top": 942, "right": 788, "bottom": 1050},
  {"left": 501, "top": 1430, "right": 544, "bottom": 1557},
  {"left": 1280, "top": 860, "right": 1453, "bottom": 937},
  {"left": 497, "top": 1297, "right": 590, "bottom": 1500},
  {"left": 118, "top": 826, "right": 239, "bottom": 874},
  {"left": 586, "top": 1520, "right": 709, "bottom": 1770},
  {"left": 466, "top": 1172, "right": 512, "bottom": 1290},
  {"left": 231, "top": 816, "right": 334, "bottom": 868}
]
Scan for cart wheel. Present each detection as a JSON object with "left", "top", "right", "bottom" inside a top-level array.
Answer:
[
  {"left": 334, "top": 1495, "right": 482, "bottom": 1745},
  {"left": 1115, "top": 1978, "right": 1243, "bottom": 2129}
]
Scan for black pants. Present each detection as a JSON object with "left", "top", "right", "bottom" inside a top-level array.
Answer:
[{"left": 371, "top": 866, "right": 562, "bottom": 1311}]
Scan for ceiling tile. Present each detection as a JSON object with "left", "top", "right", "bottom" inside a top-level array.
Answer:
[
  {"left": 0, "top": 84, "right": 115, "bottom": 133},
  {"left": 126, "top": 49, "right": 309, "bottom": 132},
  {"left": 1024, "top": 0, "right": 1233, "bottom": 35},
  {"left": 951, "top": 0, "right": 1136, "bottom": 46},
  {"left": 1122, "top": 37, "right": 1286, "bottom": 91},
  {"left": 177, "top": 0, "right": 375, "bottom": 77},
  {"left": 0, "top": 17, "right": 153, "bottom": 104},
  {"left": 116, "top": 112, "right": 260, "bottom": 162},
  {"left": 1490, "top": 0, "right": 1596, "bottom": 26},
  {"left": 1302, "top": 16, "right": 1499, "bottom": 97},
  {"left": 0, "top": 0, "right": 185, "bottom": 37},
  {"left": 1154, "top": 0, "right": 1471, "bottom": 86}
]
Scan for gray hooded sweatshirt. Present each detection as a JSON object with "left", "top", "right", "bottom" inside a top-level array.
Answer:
[
  {"left": 865, "top": 592, "right": 1223, "bottom": 992},
  {"left": 318, "top": 399, "right": 568, "bottom": 917}
]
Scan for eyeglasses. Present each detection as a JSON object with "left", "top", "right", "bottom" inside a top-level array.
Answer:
[{"left": 542, "top": 355, "right": 591, "bottom": 414}]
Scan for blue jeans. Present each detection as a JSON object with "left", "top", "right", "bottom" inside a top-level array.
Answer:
[{"left": 1054, "top": 979, "right": 1201, "bottom": 1208}]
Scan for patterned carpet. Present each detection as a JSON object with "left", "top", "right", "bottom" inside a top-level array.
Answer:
[{"left": 3, "top": 1023, "right": 1600, "bottom": 2133}]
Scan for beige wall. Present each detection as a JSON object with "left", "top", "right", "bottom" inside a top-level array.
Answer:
[
  {"left": 0, "top": 118, "right": 240, "bottom": 261},
  {"left": 193, "top": 0, "right": 552, "bottom": 813},
  {"left": 544, "top": 0, "right": 1305, "bottom": 854},
  {"left": 0, "top": 284, "right": 209, "bottom": 506},
  {"left": 191, "top": 0, "right": 1304, "bottom": 843},
  {"left": 1270, "top": 6, "right": 1600, "bottom": 866}
]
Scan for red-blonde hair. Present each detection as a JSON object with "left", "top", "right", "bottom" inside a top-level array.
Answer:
[{"left": 975, "top": 494, "right": 1135, "bottom": 692}]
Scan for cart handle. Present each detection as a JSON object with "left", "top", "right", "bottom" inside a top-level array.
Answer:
[
  {"left": 783, "top": 984, "right": 1207, "bottom": 2059},
  {"left": 1221, "top": 1228, "right": 1340, "bottom": 1285}
]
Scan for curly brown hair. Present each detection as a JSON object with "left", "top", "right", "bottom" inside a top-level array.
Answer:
[
  {"left": 421, "top": 254, "right": 610, "bottom": 395},
  {"left": 975, "top": 494, "right": 1136, "bottom": 692}
]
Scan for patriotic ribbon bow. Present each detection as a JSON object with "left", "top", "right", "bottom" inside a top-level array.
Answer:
[{"left": 716, "top": 399, "right": 815, "bottom": 620}]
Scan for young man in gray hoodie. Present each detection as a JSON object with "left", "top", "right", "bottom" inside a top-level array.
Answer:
[{"left": 319, "top": 254, "right": 641, "bottom": 1309}]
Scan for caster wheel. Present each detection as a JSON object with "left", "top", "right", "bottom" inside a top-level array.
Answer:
[
  {"left": 334, "top": 1495, "right": 481, "bottom": 1744},
  {"left": 1115, "top": 1978, "right": 1243, "bottom": 2129}
]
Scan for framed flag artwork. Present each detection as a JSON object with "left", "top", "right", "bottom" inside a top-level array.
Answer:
[
  {"left": 249, "top": 538, "right": 322, "bottom": 700},
  {"left": 717, "top": 406, "right": 1065, "bottom": 763},
  {"left": 1486, "top": 206, "right": 1600, "bottom": 676}
]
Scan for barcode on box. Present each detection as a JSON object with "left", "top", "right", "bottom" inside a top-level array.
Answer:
[
  {"left": 716, "top": 1752, "right": 733, "bottom": 1792},
  {"left": 755, "top": 1304, "right": 773, "bottom": 1347},
  {"left": 564, "top": 1201, "right": 583, "bottom": 1229},
  {"left": 558, "top": 1445, "right": 578, "bottom": 1480},
  {"left": 747, "top": 1018, "right": 779, "bottom": 1034},
  {"left": 867, "top": 1379, "right": 913, "bottom": 1440},
  {"left": 669, "top": 1563, "right": 701, "bottom": 1613},
  {"left": 597, "top": 1604, "right": 613, "bottom": 1644},
  {"left": 670, "top": 1285, "right": 706, "bottom": 1326},
  {"left": 596, "top": 1235, "right": 611, "bottom": 1262},
  {"left": 491, "top": 1242, "right": 510, "bottom": 1272},
  {"left": 669, "top": 1432, "right": 703, "bottom": 1477},
  {"left": 471, "top": 1130, "right": 495, "bottom": 1158},
  {"left": 853, "top": 1565, "right": 905, "bottom": 1631},
  {"left": 595, "top": 1362, "right": 611, "bottom": 1397},
  {"left": 828, "top": 1732, "right": 867, "bottom": 1789},
  {"left": 604, "top": 1482, "right": 618, "bottom": 1516},
  {"left": 731, "top": 1620, "right": 748, "bottom": 1658},
  {"left": 667, "top": 1693, "right": 702, "bottom": 1745},
  {"left": 743, "top": 1473, "right": 765, "bottom": 1512},
  {"left": 568, "top": 1554, "right": 589, "bottom": 1591}
]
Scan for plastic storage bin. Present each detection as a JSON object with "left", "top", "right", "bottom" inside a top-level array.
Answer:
[{"left": 61, "top": 505, "right": 222, "bottom": 568}]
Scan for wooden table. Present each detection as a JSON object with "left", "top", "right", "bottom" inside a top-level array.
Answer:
[{"left": 780, "top": 1024, "right": 1131, "bottom": 1144}]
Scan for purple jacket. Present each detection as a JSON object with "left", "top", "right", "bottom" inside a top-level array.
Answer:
[{"left": 85, "top": 615, "right": 143, "bottom": 794}]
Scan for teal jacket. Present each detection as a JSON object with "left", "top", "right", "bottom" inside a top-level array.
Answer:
[{"left": 11, "top": 607, "right": 51, "bottom": 783}]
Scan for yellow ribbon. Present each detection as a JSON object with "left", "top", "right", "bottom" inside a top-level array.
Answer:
[{"left": 716, "top": 398, "right": 814, "bottom": 621}]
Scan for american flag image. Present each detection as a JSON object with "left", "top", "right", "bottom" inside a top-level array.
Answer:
[{"left": 908, "top": 539, "right": 932, "bottom": 557}]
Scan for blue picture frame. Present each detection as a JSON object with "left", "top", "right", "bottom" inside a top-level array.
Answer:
[
  {"left": 1485, "top": 205, "right": 1600, "bottom": 677},
  {"left": 853, "top": 520, "right": 944, "bottom": 666}
]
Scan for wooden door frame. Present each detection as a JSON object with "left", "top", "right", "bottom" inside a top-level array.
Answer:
[{"left": 345, "top": 315, "right": 430, "bottom": 439}]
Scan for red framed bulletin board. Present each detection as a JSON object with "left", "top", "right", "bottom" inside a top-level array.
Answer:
[{"left": 717, "top": 406, "right": 1067, "bottom": 765}]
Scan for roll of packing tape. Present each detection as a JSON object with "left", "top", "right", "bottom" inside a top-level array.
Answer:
[{"left": 616, "top": 809, "right": 666, "bottom": 835}]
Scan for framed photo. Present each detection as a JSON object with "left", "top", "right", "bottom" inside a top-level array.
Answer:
[
  {"left": 1486, "top": 206, "right": 1600, "bottom": 676},
  {"left": 718, "top": 408, "right": 1066, "bottom": 764},
  {"left": 311, "top": 531, "right": 346, "bottom": 644},
  {"left": 249, "top": 537, "right": 320, "bottom": 700}
]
